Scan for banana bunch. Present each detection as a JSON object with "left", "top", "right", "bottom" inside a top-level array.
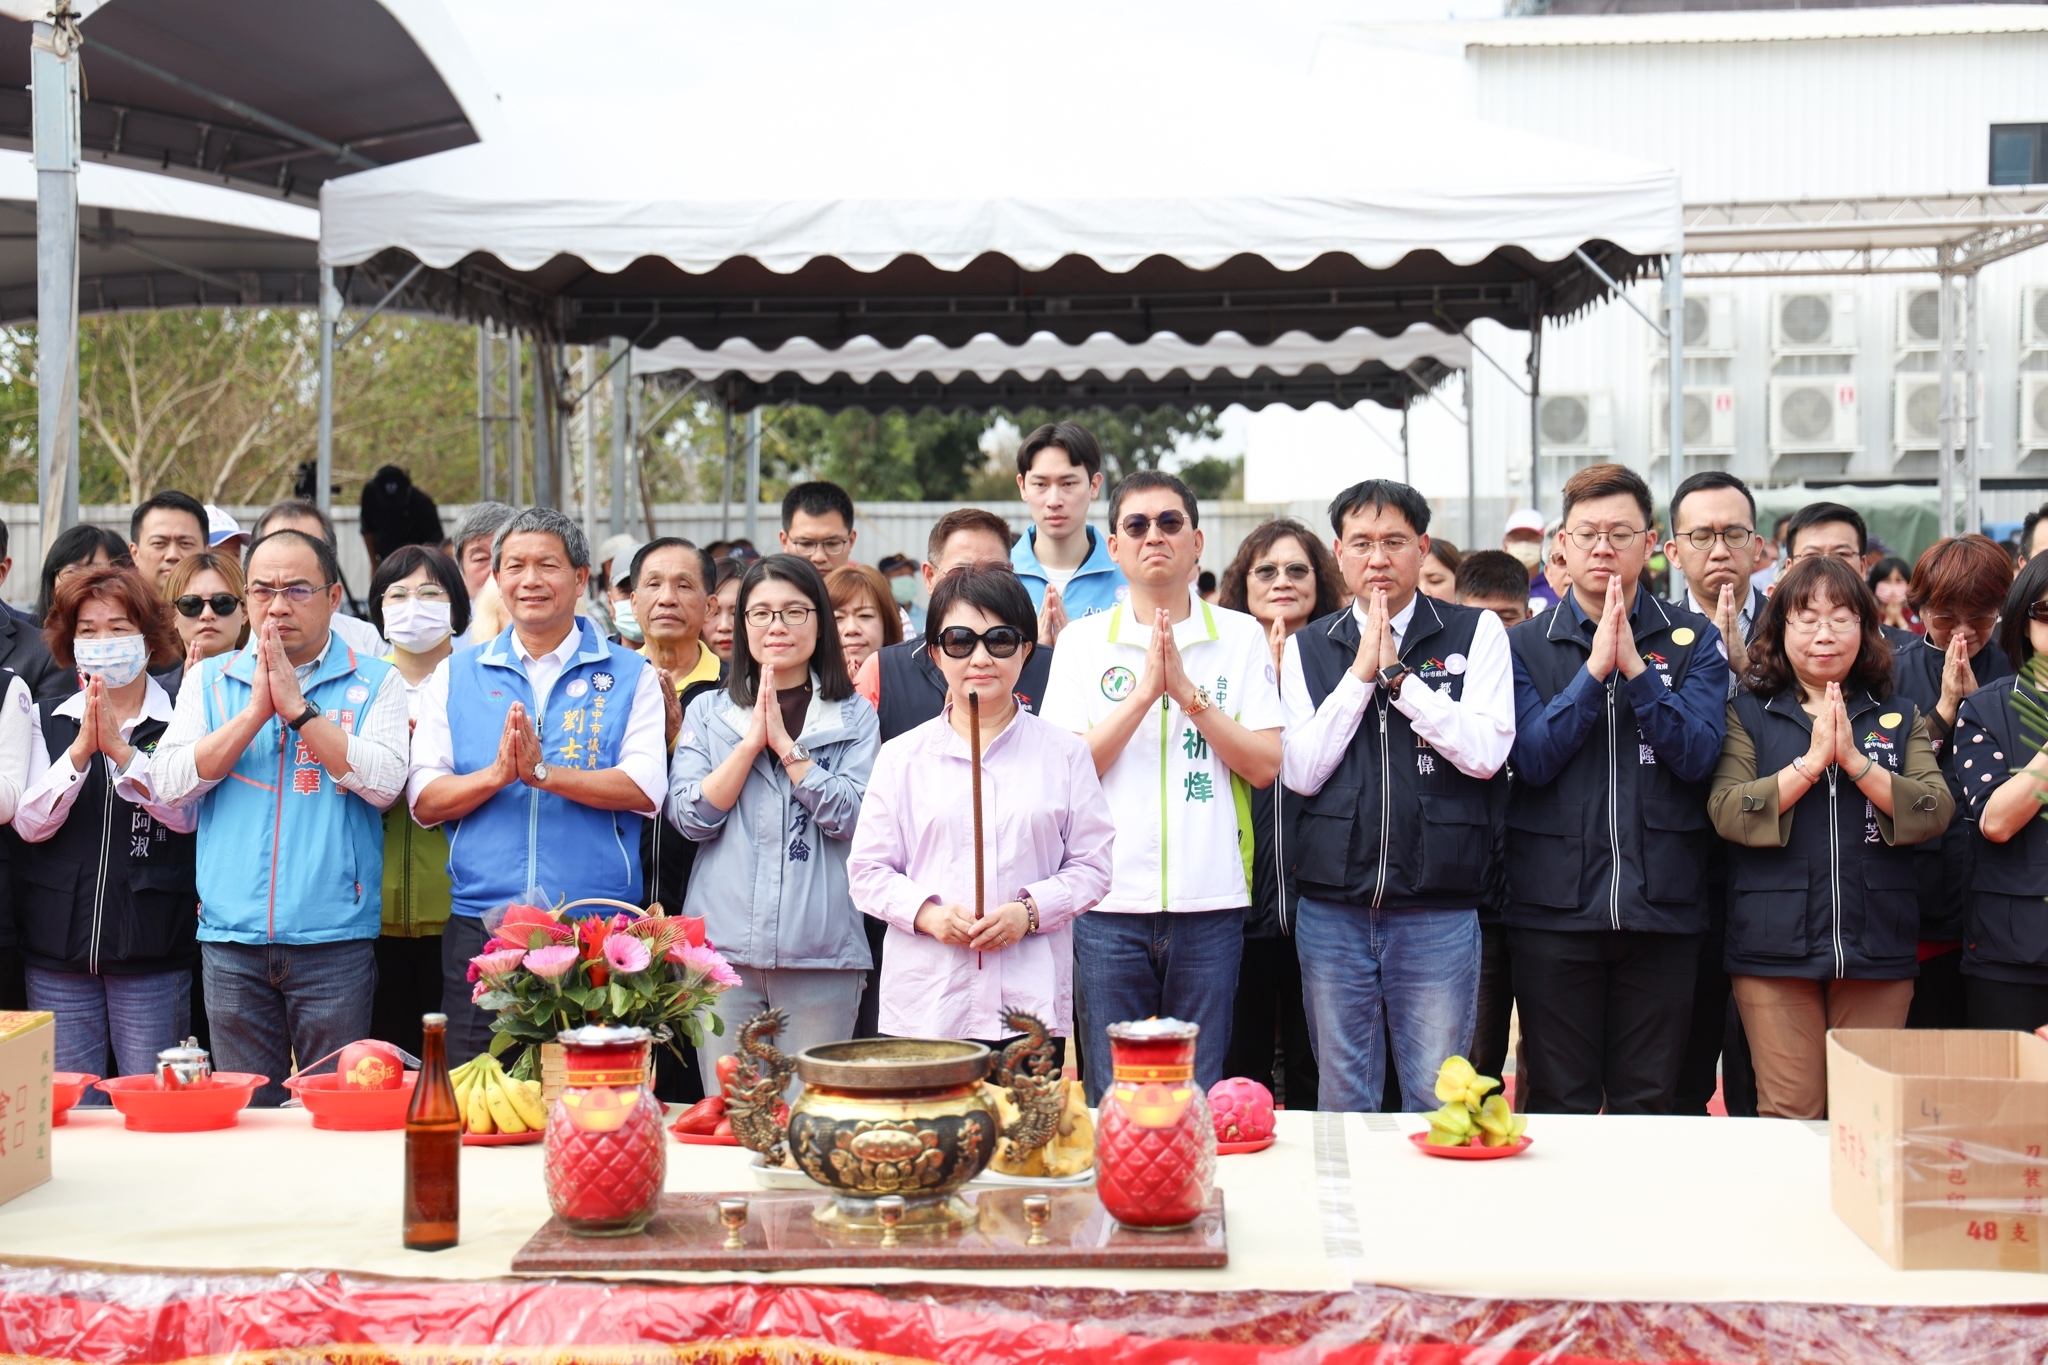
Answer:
[
  {"left": 1425, "top": 1055, "right": 1528, "bottom": 1149},
  {"left": 451, "top": 1053, "right": 548, "bottom": 1136}
]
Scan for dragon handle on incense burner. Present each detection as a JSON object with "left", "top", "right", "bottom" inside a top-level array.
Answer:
[
  {"left": 726, "top": 1008, "right": 794, "bottom": 1166},
  {"left": 991, "top": 1010, "right": 1064, "bottom": 1161}
]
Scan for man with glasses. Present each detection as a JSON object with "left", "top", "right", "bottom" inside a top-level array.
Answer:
[
  {"left": 1042, "top": 471, "right": 1284, "bottom": 1100},
  {"left": 1280, "top": 479, "right": 1515, "bottom": 1112},
  {"left": 409, "top": 507, "right": 667, "bottom": 1059},
  {"left": 1663, "top": 471, "right": 1766, "bottom": 1118},
  {"left": 152, "top": 529, "right": 410, "bottom": 1105},
  {"left": 779, "top": 482, "right": 858, "bottom": 574},
  {"left": 1781, "top": 501, "right": 1872, "bottom": 573},
  {"left": 1505, "top": 463, "right": 1727, "bottom": 1117}
]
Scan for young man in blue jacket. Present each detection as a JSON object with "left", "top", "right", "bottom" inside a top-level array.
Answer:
[
  {"left": 153, "top": 529, "right": 409, "bottom": 1105},
  {"left": 1011, "top": 421, "right": 1126, "bottom": 644}
]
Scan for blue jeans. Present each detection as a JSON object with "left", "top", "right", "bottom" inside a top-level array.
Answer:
[
  {"left": 25, "top": 966, "right": 191, "bottom": 1105},
  {"left": 201, "top": 940, "right": 377, "bottom": 1106},
  {"left": 1072, "top": 909, "right": 1243, "bottom": 1105},
  {"left": 1295, "top": 897, "right": 1479, "bottom": 1113}
]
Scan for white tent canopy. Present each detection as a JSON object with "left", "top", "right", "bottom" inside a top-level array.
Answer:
[{"left": 318, "top": 2, "right": 1682, "bottom": 350}]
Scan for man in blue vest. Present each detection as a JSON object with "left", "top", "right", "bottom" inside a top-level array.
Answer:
[
  {"left": 1280, "top": 479, "right": 1516, "bottom": 1112},
  {"left": 1505, "top": 463, "right": 1727, "bottom": 1116},
  {"left": 410, "top": 507, "right": 667, "bottom": 1059},
  {"left": 153, "top": 529, "right": 409, "bottom": 1105}
]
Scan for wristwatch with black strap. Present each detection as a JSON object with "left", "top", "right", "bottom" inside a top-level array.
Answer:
[
  {"left": 286, "top": 701, "right": 322, "bottom": 732},
  {"left": 1375, "top": 661, "right": 1409, "bottom": 697}
]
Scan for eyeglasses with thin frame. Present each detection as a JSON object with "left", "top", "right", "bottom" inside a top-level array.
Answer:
[
  {"left": 1567, "top": 526, "right": 1642, "bottom": 551},
  {"left": 1251, "top": 561, "right": 1314, "bottom": 585},
  {"left": 744, "top": 604, "right": 814, "bottom": 629},
  {"left": 1678, "top": 526, "right": 1754, "bottom": 550},
  {"left": 174, "top": 593, "right": 242, "bottom": 619},
  {"left": 381, "top": 584, "right": 449, "bottom": 603},
  {"left": 1786, "top": 612, "right": 1860, "bottom": 636},
  {"left": 1119, "top": 510, "right": 1189, "bottom": 539},
  {"left": 246, "top": 581, "right": 331, "bottom": 606},
  {"left": 1342, "top": 536, "right": 1413, "bottom": 558},
  {"left": 937, "top": 625, "right": 1026, "bottom": 659},
  {"left": 788, "top": 537, "right": 850, "bottom": 557}
]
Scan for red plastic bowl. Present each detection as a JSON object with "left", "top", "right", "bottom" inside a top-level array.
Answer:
[
  {"left": 285, "top": 1071, "right": 418, "bottom": 1130},
  {"left": 51, "top": 1072, "right": 98, "bottom": 1125},
  {"left": 95, "top": 1073, "right": 265, "bottom": 1131}
]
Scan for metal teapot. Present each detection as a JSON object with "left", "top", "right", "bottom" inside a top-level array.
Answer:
[{"left": 156, "top": 1037, "right": 212, "bottom": 1090}]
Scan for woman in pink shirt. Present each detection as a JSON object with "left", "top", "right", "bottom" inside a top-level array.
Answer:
[{"left": 848, "top": 565, "right": 1114, "bottom": 1056}]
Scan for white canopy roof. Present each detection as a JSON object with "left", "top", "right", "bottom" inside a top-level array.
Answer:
[{"left": 318, "top": 0, "right": 1680, "bottom": 349}]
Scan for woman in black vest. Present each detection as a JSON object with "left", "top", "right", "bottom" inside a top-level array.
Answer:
[
  {"left": 1888, "top": 534, "right": 2013, "bottom": 1029},
  {"left": 1217, "top": 517, "right": 1341, "bottom": 1108},
  {"left": 13, "top": 566, "right": 194, "bottom": 1091},
  {"left": 1955, "top": 553, "right": 2048, "bottom": 1030},
  {"left": 1709, "top": 556, "right": 1953, "bottom": 1119}
]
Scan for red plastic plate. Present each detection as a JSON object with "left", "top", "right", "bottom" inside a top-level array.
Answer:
[
  {"left": 673, "top": 1130, "right": 741, "bottom": 1146},
  {"left": 1407, "top": 1131, "right": 1533, "bottom": 1160},
  {"left": 51, "top": 1072, "right": 98, "bottom": 1126},
  {"left": 95, "top": 1073, "right": 265, "bottom": 1132},
  {"left": 462, "top": 1129, "right": 543, "bottom": 1146},
  {"left": 1217, "top": 1135, "right": 1277, "bottom": 1155}
]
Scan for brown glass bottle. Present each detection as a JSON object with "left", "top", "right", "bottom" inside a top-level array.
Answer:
[{"left": 404, "top": 1012, "right": 461, "bottom": 1250}]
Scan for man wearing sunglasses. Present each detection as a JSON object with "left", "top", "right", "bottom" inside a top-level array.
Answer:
[
  {"left": 1042, "top": 471, "right": 1285, "bottom": 1101},
  {"left": 150, "top": 528, "right": 410, "bottom": 1105}
]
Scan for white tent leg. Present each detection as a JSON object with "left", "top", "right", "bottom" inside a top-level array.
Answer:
[
  {"left": 1964, "top": 271, "right": 1980, "bottom": 538},
  {"left": 1528, "top": 314, "right": 1543, "bottom": 516},
  {"left": 745, "top": 407, "right": 761, "bottom": 547},
  {"left": 1464, "top": 368, "right": 1477, "bottom": 548},
  {"left": 477, "top": 326, "right": 494, "bottom": 501},
  {"left": 1937, "top": 257, "right": 1955, "bottom": 538},
  {"left": 33, "top": 14, "right": 81, "bottom": 545},
  {"left": 1665, "top": 254, "right": 1685, "bottom": 536},
  {"left": 316, "top": 265, "right": 338, "bottom": 513},
  {"left": 508, "top": 337, "right": 523, "bottom": 504},
  {"left": 720, "top": 400, "right": 734, "bottom": 541},
  {"left": 532, "top": 345, "right": 555, "bottom": 509},
  {"left": 609, "top": 339, "right": 628, "bottom": 539},
  {"left": 1400, "top": 396, "right": 1411, "bottom": 486}
]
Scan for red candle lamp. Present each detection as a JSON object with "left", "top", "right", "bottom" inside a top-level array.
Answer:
[
  {"left": 1094, "top": 1019, "right": 1216, "bottom": 1230},
  {"left": 542, "top": 1026, "right": 666, "bottom": 1236}
]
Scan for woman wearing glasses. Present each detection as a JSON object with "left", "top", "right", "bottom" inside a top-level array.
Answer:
[
  {"left": 164, "top": 552, "right": 249, "bottom": 670},
  {"left": 849, "top": 565, "right": 1113, "bottom": 1054},
  {"left": 1216, "top": 518, "right": 1341, "bottom": 1107},
  {"left": 366, "top": 545, "right": 470, "bottom": 1057},
  {"left": 670, "top": 553, "right": 879, "bottom": 1086},
  {"left": 1708, "top": 556, "right": 1952, "bottom": 1119},
  {"left": 1953, "top": 554, "right": 2048, "bottom": 1031}
]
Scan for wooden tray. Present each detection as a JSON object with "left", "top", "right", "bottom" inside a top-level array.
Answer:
[{"left": 511, "top": 1187, "right": 1226, "bottom": 1272}]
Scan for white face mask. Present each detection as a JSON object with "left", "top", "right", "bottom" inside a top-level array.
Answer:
[
  {"left": 383, "top": 599, "right": 453, "bottom": 653},
  {"left": 611, "top": 597, "right": 643, "bottom": 643},
  {"left": 75, "top": 633, "right": 148, "bottom": 688},
  {"left": 1505, "top": 540, "right": 1543, "bottom": 569}
]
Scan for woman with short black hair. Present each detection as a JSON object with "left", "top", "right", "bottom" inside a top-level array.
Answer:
[
  {"left": 1955, "top": 552, "right": 2048, "bottom": 1030},
  {"left": 34, "top": 525, "right": 131, "bottom": 625}
]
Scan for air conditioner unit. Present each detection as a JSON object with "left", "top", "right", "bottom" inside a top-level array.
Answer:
[
  {"left": 1655, "top": 294, "right": 1735, "bottom": 355},
  {"left": 1535, "top": 391, "right": 1613, "bottom": 452},
  {"left": 1651, "top": 387, "right": 1737, "bottom": 451},
  {"left": 1770, "top": 376, "right": 1859, "bottom": 450},
  {"left": 1772, "top": 290, "right": 1858, "bottom": 353},
  {"left": 1894, "top": 375, "right": 1945, "bottom": 450},
  {"left": 2024, "top": 373, "right": 2048, "bottom": 449},
  {"left": 2025, "top": 286, "right": 2048, "bottom": 351},
  {"left": 1897, "top": 286, "right": 1961, "bottom": 351}
]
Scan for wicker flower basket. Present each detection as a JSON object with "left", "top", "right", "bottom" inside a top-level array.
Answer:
[{"left": 538, "top": 897, "right": 661, "bottom": 1106}]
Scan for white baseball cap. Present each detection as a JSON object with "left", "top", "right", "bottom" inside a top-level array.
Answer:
[
  {"left": 205, "top": 505, "right": 248, "bottom": 549},
  {"left": 1503, "top": 508, "right": 1546, "bottom": 537}
]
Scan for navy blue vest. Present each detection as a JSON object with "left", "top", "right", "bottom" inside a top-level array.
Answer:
[
  {"left": 1958, "top": 676, "right": 2048, "bottom": 985},
  {"left": 1503, "top": 591, "right": 1716, "bottom": 935},
  {"left": 1889, "top": 634, "right": 2011, "bottom": 943},
  {"left": 1291, "top": 596, "right": 1497, "bottom": 911}
]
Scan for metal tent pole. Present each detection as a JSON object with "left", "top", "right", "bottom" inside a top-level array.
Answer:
[
  {"left": 532, "top": 344, "right": 555, "bottom": 510},
  {"left": 1400, "top": 394, "right": 1411, "bottom": 487},
  {"left": 578, "top": 346, "right": 597, "bottom": 545},
  {"left": 1465, "top": 368, "right": 1477, "bottom": 548},
  {"left": 609, "top": 339, "right": 628, "bottom": 538},
  {"left": 1528, "top": 313, "right": 1543, "bottom": 515},
  {"left": 477, "top": 326, "right": 493, "bottom": 502},
  {"left": 1937, "top": 257, "right": 1955, "bottom": 538},
  {"left": 32, "top": 11, "right": 80, "bottom": 545},
  {"left": 744, "top": 407, "right": 761, "bottom": 547},
  {"left": 315, "top": 265, "right": 338, "bottom": 514},
  {"left": 508, "top": 337, "right": 523, "bottom": 504},
  {"left": 1665, "top": 254, "right": 1685, "bottom": 546},
  {"left": 720, "top": 398, "right": 734, "bottom": 540},
  {"left": 1964, "top": 271, "right": 1981, "bottom": 537}
]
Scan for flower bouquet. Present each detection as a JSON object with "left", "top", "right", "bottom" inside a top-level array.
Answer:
[{"left": 468, "top": 889, "right": 741, "bottom": 1081}]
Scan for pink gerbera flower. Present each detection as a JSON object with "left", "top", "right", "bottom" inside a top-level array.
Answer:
[
  {"left": 468, "top": 947, "right": 526, "bottom": 985},
  {"left": 524, "top": 944, "right": 580, "bottom": 984},
  {"left": 676, "top": 941, "right": 741, "bottom": 991},
  {"left": 603, "top": 933, "right": 652, "bottom": 975}
]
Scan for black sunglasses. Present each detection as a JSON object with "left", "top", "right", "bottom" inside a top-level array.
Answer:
[
  {"left": 937, "top": 625, "right": 1026, "bottom": 659},
  {"left": 1119, "top": 510, "right": 1189, "bottom": 539},
  {"left": 174, "top": 593, "right": 242, "bottom": 619},
  {"left": 2026, "top": 601, "right": 2048, "bottom": 624}
]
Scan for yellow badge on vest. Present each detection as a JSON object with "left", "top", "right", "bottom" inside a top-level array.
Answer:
[
  {"left": 1670, "top": 626, "right": 1696, "bottom": 646},
  {"left": 1879, "top": 711, "right": 1903, "bottom": 728}
]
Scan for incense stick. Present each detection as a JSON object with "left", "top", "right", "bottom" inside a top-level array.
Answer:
[{"left": 970, "top": 690, "right": 984, "bottom": 971}]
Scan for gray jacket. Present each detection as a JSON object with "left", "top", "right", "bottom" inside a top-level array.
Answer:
[{"left": 668, "top": 680, "right": 879, "bottom": 971}]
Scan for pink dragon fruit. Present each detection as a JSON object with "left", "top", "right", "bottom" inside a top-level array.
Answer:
[{"left": 1208, "top": 1076, "right": 1276, "bottom": 1143}]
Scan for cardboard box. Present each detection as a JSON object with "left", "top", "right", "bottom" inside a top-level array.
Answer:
[
  {"left": 0, "top": 1010, "right": 52, "bottom": 1208},
  {"left": 1828, "top": 1029, "right": 2048, "bottom": 1272}
]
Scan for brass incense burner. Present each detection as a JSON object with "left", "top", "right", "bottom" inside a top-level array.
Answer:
[{"left": 727, "top": 1008, "right": 1064, "bottom": 1233}]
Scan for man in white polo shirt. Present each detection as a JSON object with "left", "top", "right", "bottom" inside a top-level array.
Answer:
[{"left": 1042, "top": 471, "right": 1285, "bottom": 1102}]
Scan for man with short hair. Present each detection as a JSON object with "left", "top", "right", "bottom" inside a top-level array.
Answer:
[
  {"left": 1504, "top": 463, "right": 1727, "bottom": 1116},
  {"left": 450, "top": 502, "right": 517, "bottom": 649},
  {"left": 2019, "top": 503, "right": 2048, "bottom": 565},
  {"left": 152, "top": 528, "right": 410, "bottom": 1105},
  {"left": 1664, "top": 470, "right": 1767, "bottom": 1119},
  {"left": 409, "top": 506, "right": 668, "bottom": 1059},
  {"left": 1782, "top": 501, "right": 1870, "bottom": 570},
  {"left": 1454, "top": 550, "right": 1534, "bottom": 629},
  {"left": 779, "top": 481, "right": 857, "bottom": 573},
  {"left": 1281, "top": 480, "right": 1516, "bottom": 1111},
  {"left": 129, "top": 491, "right": 208, "bottom": 591},
  {"left": 627, "top": 537, "right": 722, "bottom": 917},
  {"left": 252, "top": 498, "right": 387, "bottom": 658},
  {"left": 1503, "top": 507, "right": 1560, "bottom": 613},
  {"left": 1043, "top": 471, "right": 1284, "bottom": 1098},
  {"left": 1010, "top": 420, "right": 1127, "bottom": 644}
]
